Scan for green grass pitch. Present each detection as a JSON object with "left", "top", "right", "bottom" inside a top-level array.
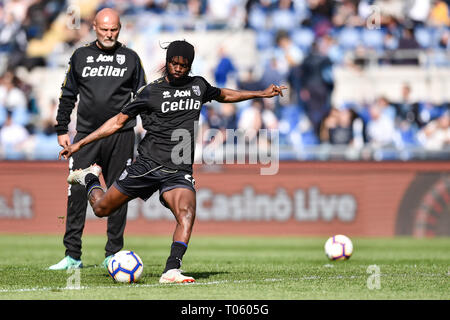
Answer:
[{"left": 0, "top": 234, "right": 448, "bottom": 300}]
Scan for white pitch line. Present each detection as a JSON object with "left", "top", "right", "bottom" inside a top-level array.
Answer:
[
  {"left": 1, "top": 272, "right": 445, "bottom": 294},
  {"left": 0, "top": 279, "right": 240, "bottom": 293},
  {"left": 0, "top": 276, "right": 355, "bottom": 294}
]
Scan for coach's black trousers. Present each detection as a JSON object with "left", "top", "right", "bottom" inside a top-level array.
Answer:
[{"left": 63, "top": 129, "right": 135, "bottom": 260}]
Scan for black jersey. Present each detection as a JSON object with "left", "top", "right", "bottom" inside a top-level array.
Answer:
[
  {"left": 121, "top": 76, "right": 221, "bottom": 173},
  {"left": 56, "top": 41, "right": 147, "bottom": 135}
]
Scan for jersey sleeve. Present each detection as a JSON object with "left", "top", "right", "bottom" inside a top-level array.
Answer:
[
  {"left": 199, "top": 77, "right": 221, "bottom": 103},
  {"left": 121, "top": 84, "right": 152, "bottom": 118},
  {"left": 55, "top": 53, "right": 79, "bottom": 135}
]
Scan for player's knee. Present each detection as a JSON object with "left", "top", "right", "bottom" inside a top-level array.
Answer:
[{"left": 177, "top": 204, "right": 196, "bottom": 225}]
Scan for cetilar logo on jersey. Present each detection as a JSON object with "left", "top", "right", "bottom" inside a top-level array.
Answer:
[
  {"left": 82, "top": 53, "right": 127, "bottom": 78},
  {"left": 161, "top": 89, "right": 201, "bottom": 113}
]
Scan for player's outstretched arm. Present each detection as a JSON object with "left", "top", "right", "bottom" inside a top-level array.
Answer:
[
  {"left": 216, "top": 84, "right": 287, "bottom": 103},
  {"left": 58, "top": 112, "right": 130, "bottom": 160}
]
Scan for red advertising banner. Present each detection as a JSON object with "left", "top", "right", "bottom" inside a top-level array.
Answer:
[{"left": 0, "top": 161, "right": 448, "bottom": 237}]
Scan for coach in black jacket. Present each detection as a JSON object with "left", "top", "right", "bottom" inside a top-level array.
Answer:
[{"left": 49, "top": 8, "right": 147, "bottom": 270}]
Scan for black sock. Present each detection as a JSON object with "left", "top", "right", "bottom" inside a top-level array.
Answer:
[
  {"left": 85, "top": 173, "right": 101, "bottom": 196},
  {"left": 163, "top": 241, "right": 187, "bottom": 273}
]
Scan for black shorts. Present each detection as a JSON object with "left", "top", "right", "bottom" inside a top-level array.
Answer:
[{"left": 113, "top": 157, "right": 196, "bottom": 208}]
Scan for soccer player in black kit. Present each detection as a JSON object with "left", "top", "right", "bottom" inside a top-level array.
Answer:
[
  {"left": 59, "top": 40, "right": 286, "bottom": 283},
  {"left": 49, "top": 8, "right": 147, "bottom": 270}
]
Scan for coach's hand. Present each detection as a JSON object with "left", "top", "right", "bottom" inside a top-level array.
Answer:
[
  {"left": 59, "top": 142, "right": 81, "bottom": 160},
  {"left": 57, "top": 134, "right": 71, "bottom": 148},
  {"left": 262, "top": 84, "right": 287, "bottom": 98}
]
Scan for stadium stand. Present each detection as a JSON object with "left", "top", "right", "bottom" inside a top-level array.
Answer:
[{"left": 0, "top": 0, "right": 448, "bottom": 161}]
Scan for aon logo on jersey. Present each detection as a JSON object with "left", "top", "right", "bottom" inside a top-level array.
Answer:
[
  {"left": 96, "top": 54, "right": 114, "bottom": 62},
  {"left": 174, "top": 90, "right": 191, "bottom": 97},
  {"left": 81, "top": 66, "right": 127, "bottom": 78},
  {"left": 162, "top": 99, "right": 201, "bottom": 113}
]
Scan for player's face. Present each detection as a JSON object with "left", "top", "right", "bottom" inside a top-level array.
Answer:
[
  {"left": 94, "top": 20, "right": 120, "bottom": 49},
  {"left": 167, "top": 56, "right": 190, "bottom": 79}
]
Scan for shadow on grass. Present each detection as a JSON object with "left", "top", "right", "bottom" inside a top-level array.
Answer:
[
  {"left": 185, "top": 271, "right": 229, "bottom": 280},
  {"left": 140, "top": 271, "right": 229, "bottom": 281}
]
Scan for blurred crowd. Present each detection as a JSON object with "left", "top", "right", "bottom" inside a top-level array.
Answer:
[{"left": 0, "top": 0, "right": 449, "bottom": 160}]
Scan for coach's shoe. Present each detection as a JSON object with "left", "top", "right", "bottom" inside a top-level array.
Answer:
[
  {"left": 159, "top": 269, "right": 195, "bottom": 284},
  {"left": 48, "top": 256, "right": 83, "bottom": 270},
  {"left": 102, "top": 255, "right": 113, "bottom": 269},
  {"left": 67, "top": 164, "right": 102, "bottom": 185}
]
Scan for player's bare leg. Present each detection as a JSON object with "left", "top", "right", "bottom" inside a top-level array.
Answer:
[
  {"left": 67, "top": 164, "right": 131, "bottom": 218},
  {"left": 159, "top": 187, "right": 196, "bottom": 283},
  {"left": 89, "top": 186, "right": 131, "bottom": 218},
  {"left": 163, "top": 187, "right": 196, "bottom": 244}
]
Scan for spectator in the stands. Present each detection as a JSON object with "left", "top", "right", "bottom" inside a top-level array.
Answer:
[
  {"left": 0, "top": 108, "right": 30, "bottom": 159},
  {"left": 428, "top": 0, "right": 450, "bottom": 26},
  {"left": 273, "top": 30, "right": 303, "bottom": 79},
  {"left": 237, "top": 67, "right": 262, "bottom": 92},
  {"left": 395, "top": 27, "right": 421, "bottom": 65},
  {"left": 0, "top": 71, "right": 29, "bottom": 127},
  {"left": 214, "top": 46, "right": 237, "bottom": 87},
  {"left": 365, "top": 101, "right": 396, "bottom": 148},
  {"left": 332, "top": 0, "right": 363, "bottom": 27},
  {"left": 0, "top": 11, "right": 28, "bottom": 70},
  {"left": 393, "top": 83, "right": 418, "bottom": 126},
  {"left": 238, "top": 98, "right": 264, "bottom": 143},
  {"left": 417, "top": 111, "right": 450, "bottom": 150},
  {"left": 220, "top": 102, "right": 238, "bottom": 130},
  {"left": 298, "top": 40, "right": 334, "bottom": 137},
  {"left": 320, "top": 107, "right": 358, "bottom": 145},
  {"left": 406, "top": 0, "right": 432, "bottom": 27}
]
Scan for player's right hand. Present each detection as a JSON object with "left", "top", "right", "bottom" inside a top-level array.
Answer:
[
  {"left": 58, "top": 143, "right": 80, "bottom": 160},
  {"left": 263, "top": 84, "right": 288, "bottom": 98}
]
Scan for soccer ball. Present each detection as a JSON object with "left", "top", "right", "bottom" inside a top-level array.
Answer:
[
  {"left": 107, "top": 250, "right": 144, "bottom": 283},
  {"left": 324, "top": 235, "right": 353, "bottom": 261}
]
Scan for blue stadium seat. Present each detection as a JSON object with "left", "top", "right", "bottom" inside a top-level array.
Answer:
[
  {"left": 373, "top": 148, "right": 400, "bottom": 160},
  {"left": 3, "top": 145, "right": 26, "bottom": 160},
  {"left": 279, "top": 104, "right": 301, "bottom": 132},
  {"left": 0, "top": 106, "right": 6, "bottom": 126},
  {"left": 327, "top": 45, "right": 344, "bottom": 64},
  {"left": 32, "top": 133, "right": 61, "bottom": 160},
  {"left": 0, "top": 106, "right": 29, "bottom": 127},
  {"left": 399, "top": 126, "right": 419, "bottom": 147},
  {"left": 301, "top": 130, "right": 319, "bottom": 145},
  {"left": 12, "top": 108, "right": 30, "bottom": 127},
  {"left": 271, "top": 9, "right": 297, "bottom": 31},
  {"left": 432, "top": 27, "right": 450, "bottom": 48},
  {"left": 361, "top": 28, "right": 385, "bottom": 50},
  {"left": 256, "top": 30, "right": 275, "bottom": 50},
  {"left": 279, "top": 104, "right": 319, "bottom": 148},
  {"left": 248, "top": 7, "right": 267, "bottom": 31},
  {"left": 414, "top": 27, "right": 433, "bottom": 48},
  {"left": 291, "top": 27, "right": 315, "bottom": 52},
  {"left": 337, "top": 27, "right": 361, "bottom": 50}
]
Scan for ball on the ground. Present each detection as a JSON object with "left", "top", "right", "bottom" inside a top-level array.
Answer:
[
  {"left": 324, "top": 235, "right": 353, "bottom": 261},
  {"left": 107, "top": 250, "right": 143, "bottom": 283}
]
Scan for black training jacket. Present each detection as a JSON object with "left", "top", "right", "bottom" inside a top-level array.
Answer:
[{"left": 55, "top": 41, "right": 147, "bottom": 135}]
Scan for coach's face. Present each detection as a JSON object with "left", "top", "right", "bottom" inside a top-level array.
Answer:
[
  {"left": 167, "top": 56, "right": 190, "bottom": 80},
  {"left": 93, "top": 9, "right": 121, "bottom": 50}
]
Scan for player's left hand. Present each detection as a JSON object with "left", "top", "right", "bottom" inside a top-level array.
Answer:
[
  {"left": 263, "top": 84, "right": 288, "bottom": 98},
  {"left": 58, "top": 143, "right": 81, "bottom": 160}
]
